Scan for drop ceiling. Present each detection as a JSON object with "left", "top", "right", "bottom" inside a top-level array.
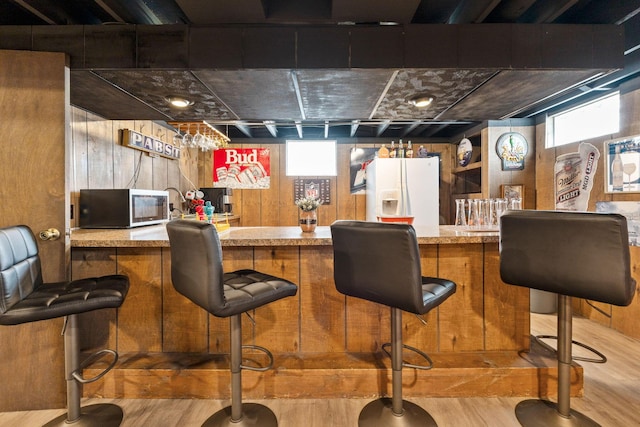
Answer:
[{"left": 1, "top": 0, "right": 639, "bottom": 140}]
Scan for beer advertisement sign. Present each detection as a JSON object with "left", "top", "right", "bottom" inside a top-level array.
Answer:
[{"left": 213, "top": 148, "right": 270, "bottom": 189}]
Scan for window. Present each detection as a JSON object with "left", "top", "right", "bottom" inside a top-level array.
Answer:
[
  {"left": 547, "top": 92, "right": 620, "bottom": 148},
  {"left": 286, "top": 140, "right": 337, "bottom": 176}
]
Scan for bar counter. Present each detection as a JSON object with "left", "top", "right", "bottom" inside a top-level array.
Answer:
[
  {"left": 71, "top": 224, "right": 578, "bottom": 400},
  {"left": 70, "top": 224, "right": 500, "bottom": 247}
]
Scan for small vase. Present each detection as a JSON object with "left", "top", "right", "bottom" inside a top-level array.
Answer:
[{"left": 299, "top": 209, "right": 317, "bottom": 232}]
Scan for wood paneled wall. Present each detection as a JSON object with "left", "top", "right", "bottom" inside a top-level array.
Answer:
[
  {"left": 198, "top": 141, "right": 453, "bottom": 226},
  {"left": 69, "top": 111, "right": 453, "bottom": 226},
  {"left": 534, "top": 83, "right": 640, "bottom": 340}
]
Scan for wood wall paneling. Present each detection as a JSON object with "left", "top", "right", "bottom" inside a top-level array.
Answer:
[
  {"left": 116, "top": 247, "right": 163, "bottom": 352},
  {"left": 299, "top": 246, "right": 346, "bottom": 352},
  {"left": 437, "top": 244, "right": 485, "bottom": 352}
]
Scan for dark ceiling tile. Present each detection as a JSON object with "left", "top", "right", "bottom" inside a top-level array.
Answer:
[
  {"left": 440, "top": 69, "right": 606, "bottom": 120},
  {"left": 375, "top": 69, "right": 496, "bottom": 120},
  {"left": 296, "top": 69, "right": 395, "bottom": 120},
  {"left": 93, "top": 70, "right": 235, "bottom": 121},
  {"left": 195, "top": 69, "right": 301, "bottom": 120},
  {"left": 70, "top": 71, "right": 169, "bottom": 120}
]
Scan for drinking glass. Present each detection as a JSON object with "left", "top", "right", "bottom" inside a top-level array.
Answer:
[
  {"left": 182, "top": 124, "right": 194, "bottom": 147},
  {"left": 454, "top": 199, "right": 467, "bottom": 226},
  {"left": 510, "top": 198, "right": 522, "bottom": 210},
  {"left": 193, "top": 125, "right": 205, "bottom": 149},
  {"left": 468, "top": 200, "right": 480, "bottom": 227},
  {"left": 494, "top": 198, "right": 508, "bottom": 224}
]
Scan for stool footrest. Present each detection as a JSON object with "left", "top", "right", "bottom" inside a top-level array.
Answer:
[
  {"left": 72, "top": 349, "right": 119, "bottom": 384},
  {"left": 240, "top": 344, "right": 274, "bottom": 372},
  {"left": 534, "top": 334, "right": 607, "bottom": 364},
  {"left": 381, "top": 342, "right": 434, "bottom": 370}
]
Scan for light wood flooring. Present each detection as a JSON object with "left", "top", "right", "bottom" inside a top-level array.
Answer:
[{"left": 1, "top": 313, "right": 639, "bottom": 427}]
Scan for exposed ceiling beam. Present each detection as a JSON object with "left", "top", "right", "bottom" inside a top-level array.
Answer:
[
  {"left": 295, "top": 121, "right": 303, "bottom": 138},
  {"left": 400, "top": 121, "right": 422, "bottom": 138},
  {"left": 14, "top": 0, "right": 56, "bottom": 24},
  {"left": 263, "top": 120, "right": 278, "bottom": 137},
  {"left": 94, "top": 0, "right": 126, "bottom": 23},
  {"left": 350, "top": 120, "right": 360, "bottom": 137},
  {"left": 234, "top": 122, "right": 252, "bottom": 138},
  {"left": 376, "top": 120, "right": 391, "bottom": 137},
  {"left": 291, "top": 71, "right": 306, "bottom": 120}
]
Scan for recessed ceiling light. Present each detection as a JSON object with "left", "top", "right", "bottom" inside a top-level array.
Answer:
[
  {"left": 165, "top": 96, "right": 193, "bottom": 108},
  {"left": 408, "top": 95, "right": 434, "bottom": 108}
]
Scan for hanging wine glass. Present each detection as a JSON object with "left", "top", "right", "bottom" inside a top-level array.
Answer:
[
  {"left": 193, "top": 124, "right": 205, "bottom": 149},
  {"left": 182, "top": 124, "right": 193, "bottom": 147}
]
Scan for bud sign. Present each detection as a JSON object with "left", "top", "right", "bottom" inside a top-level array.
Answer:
[{"left": 213, "top": 148, "right": 271, "bottom": 189}]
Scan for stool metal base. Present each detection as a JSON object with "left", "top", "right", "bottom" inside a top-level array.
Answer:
[
  {"left": 358, "top": 398, "right": 438, "bottom": 427},
  {"left": 202, "top": 403, "right": 277, "bottom": 427},
  {"left": 515, "top": 400, "right": 601, "bottom": 427},
  {"left": 43, "top": 403, "right": 123, "bottom": 427}
]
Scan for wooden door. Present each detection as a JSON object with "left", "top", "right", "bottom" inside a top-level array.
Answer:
[{"left": 0, "top": 50, "right": 70, "bottom": 411}]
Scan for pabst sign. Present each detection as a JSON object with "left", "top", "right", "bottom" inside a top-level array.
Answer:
[
  {"left": 213, "top": 148, "right": 271, "bottom": 189},
  {"left": 120, "top": 129, "right": 181, "bottom": 159}
]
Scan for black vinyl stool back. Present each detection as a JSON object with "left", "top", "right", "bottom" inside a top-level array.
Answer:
[
  {"left": 0, "top": 225, "right": 129, "bottom": 426},
  {"left": 331, "top": 220, "right": 456, "bottom": 427},
  {"left": 500, "top": 210, "right": 636, "bottom": 427},
  {"left": 167, "top": 220, "right": 298, "bottom": 427}
]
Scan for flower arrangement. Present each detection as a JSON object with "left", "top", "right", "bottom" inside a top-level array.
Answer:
[{"left": 295, "top": 196, "right": 322, "bottom": 211}]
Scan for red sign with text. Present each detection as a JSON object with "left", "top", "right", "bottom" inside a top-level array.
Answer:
[{"left": 213, "top": 148, "right": 271, "bottom": 189}]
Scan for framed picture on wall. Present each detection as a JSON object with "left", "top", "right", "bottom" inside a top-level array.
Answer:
[
  {"left": 605, "top": 134, "right": 640, "bottom": 193},
  {"left": 501, "top": 184, "right": 524, "bottom": 201}
]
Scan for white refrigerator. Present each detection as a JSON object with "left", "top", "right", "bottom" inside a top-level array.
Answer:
[{"left": 365, "top": 157, "right": 440, "bottom": 227}]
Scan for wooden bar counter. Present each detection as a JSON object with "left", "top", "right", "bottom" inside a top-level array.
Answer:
[{"left": 71, "top": 224, "right": 581, "bottom": 400}]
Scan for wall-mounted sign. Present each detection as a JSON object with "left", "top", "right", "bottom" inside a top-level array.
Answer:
[
  {"left": 604, "top": 134, "right": 640, "bottom": 193},
  {"left": 496, "top": 132, "right": 528, "bottom": 170},
  {"left": 120, "top": 129, "right": 181, "bottom": 159},
  {"left": 555, "top": 142, "right": 600, "bottom": 211},
  {"left": 294, "top": 179, "right": 331, "bottom": 205},
  {"left": 213, "top": 148, "right": 270, "bottom": 189},
  {"left": 457, "top": 137, "right": 473, "bottom": 167}
]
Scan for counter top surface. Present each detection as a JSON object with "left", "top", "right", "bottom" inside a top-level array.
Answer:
[{"left": 71, "top": 223, "right": 499, "bottom": 248}]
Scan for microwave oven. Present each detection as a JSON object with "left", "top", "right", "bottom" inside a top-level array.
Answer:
[{"left": 79, "top": 189, "right": 170, "bottom": 228}]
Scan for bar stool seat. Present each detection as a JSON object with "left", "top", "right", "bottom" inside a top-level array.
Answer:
[
  {"left": 331, "top": 220, "right": 456, "bottom": 427},
  {"left": 166, "top": 220, "right": 298, "bottom": 427},
  {"left": 500, "top": 210, "right": 636, "bottom": 427},
  {"left": 0, "top": 225, "right": 129, "bottom": 426}
]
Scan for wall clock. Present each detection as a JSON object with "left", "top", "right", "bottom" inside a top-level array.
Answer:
[{"left": 496, "top": 132, "right": 528, "bottom": 170}]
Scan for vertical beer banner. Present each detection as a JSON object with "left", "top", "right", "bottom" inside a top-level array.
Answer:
[
  {"left": 554, "top": 142, "right": 600, "bottom": 211},
  {"left": 213, "top": 148, "right": 271, "bottom": 189}
]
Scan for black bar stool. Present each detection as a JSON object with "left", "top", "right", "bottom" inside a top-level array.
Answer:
[
  {"left": 0, "top": 225, "right": 129, "bottom": 426},
  {"left": 166, "top": 220, "right": 298, "bottom": 427},
  {"left": 331, "top": 220, "right": 456, "bottom": 427},
  {"left": 500, "top": 210, "right": 636, "bottom": 427}
]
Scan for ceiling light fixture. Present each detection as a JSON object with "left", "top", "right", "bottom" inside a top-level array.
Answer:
[
  {"left": 165, "top": 96, "right": 193, "bottom": 108},
  {"left": 408, "top": 95, "right": 435, "bottom": 108}
]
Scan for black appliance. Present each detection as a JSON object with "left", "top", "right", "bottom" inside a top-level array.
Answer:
[{"left": 199, "top": 187, "right": 233, "bottom": 214}]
